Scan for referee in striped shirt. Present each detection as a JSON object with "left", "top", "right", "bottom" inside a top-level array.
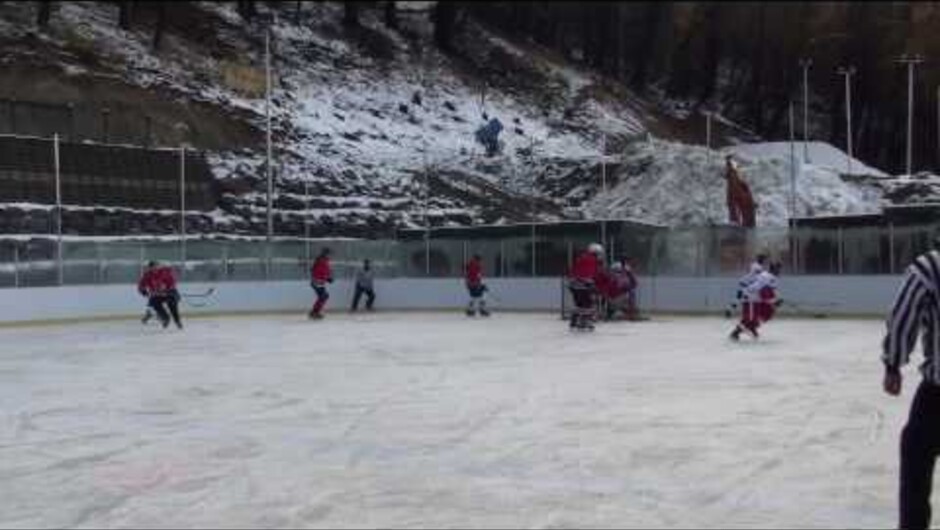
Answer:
[{"left": 884, "top": 249, "right": 940, "bottom": 529}]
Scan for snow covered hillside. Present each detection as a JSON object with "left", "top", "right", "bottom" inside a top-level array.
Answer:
[
  {"left": 0, "top": 2, "right": 903, "bottom": 234},
  {"left": 586, "top": 140, "right": 886, "bottom": 227}
]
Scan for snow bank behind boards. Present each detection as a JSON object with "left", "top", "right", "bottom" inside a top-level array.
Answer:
[
  {"left": 724, "top": 141, "right": 888, "bottom": 178},
  {"left": 0, "top": 276, "right": 901, "bottom": 324},
  {"left": 589, "top": 140, "right": 886, "bottom": 227}
]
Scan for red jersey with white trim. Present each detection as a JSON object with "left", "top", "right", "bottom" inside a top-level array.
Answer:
[
  {"left": 138, "top": 266, "right": 177, "bottom": 296},
  {"left": 465, "top": 258, "right": 483, "bottom": 286},
  {"left": 311, "top": 256, "right": 332, "bottom": 285}
]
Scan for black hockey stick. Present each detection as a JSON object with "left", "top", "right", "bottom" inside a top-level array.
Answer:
[{"left": 180, "top": 287, "right": 216, "bottom": 307}]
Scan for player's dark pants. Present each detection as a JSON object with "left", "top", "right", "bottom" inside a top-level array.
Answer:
[
  {"left": 149, "top": 291, "right": 181, "bottom": 328},
  {"left": 466, "top": 283, "right": 487, "bottom": 313},
  {"left": 311, "top": 284, "right": 329, "bottom": 315},
  {"left": 899, "top": 380, "right": 940, "bottom": 529},
  {"left": 351, "top": 285, "right": 375, "bottom": 311},
  {"left": 569, "top": 285, "right": 595, "bottom": 327}
]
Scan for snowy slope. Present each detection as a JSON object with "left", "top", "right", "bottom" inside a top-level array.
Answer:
[
  {"left": 1, "top": 1, "right": 650, "bottom": 234},
  {"left": 586, "top": 140, "right": 885, "bottom": 227},
  {"left": 0, "top": 2, "right": 901, "bottom": 234},
  {"left": 725, "top": 142, "right": 888, "bottom": 178}
]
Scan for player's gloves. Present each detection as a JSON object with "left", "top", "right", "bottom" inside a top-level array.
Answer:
[
  {"left": 774, "top": 299, "right": 784, "bottom": 308},
  {"left": 328, "top": 278, "right": 334, "bottom": 284}
]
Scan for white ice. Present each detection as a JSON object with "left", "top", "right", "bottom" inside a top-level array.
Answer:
[{"left": 0, "top": 313, "right": 909, "bottom": 528}]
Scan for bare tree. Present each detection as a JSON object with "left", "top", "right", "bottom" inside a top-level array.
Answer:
[
  {"left": 118, "top": 2, "right": 133, "bottom": 30},
  {"left": 153, "top": 2, "right": 167, "bottom": 51},
  {"left": 343, "top": 1, "right": 359, "bottom": 28},
  {"left": 384, "top": 1, "right": 398, "bottom": 30},
  {"left": 237, "top": 0, "right": 256, "bottom": 22},
  {"left": 36, "top": 1, "right": 52, "bottom": 29},
  {"left": 433, "top": 2, "right": 458, "bottom": 51}
]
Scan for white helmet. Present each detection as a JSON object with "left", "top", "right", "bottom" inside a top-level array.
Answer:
[{"left": 588, "top": 243, "right": 604, "bottom": 256}]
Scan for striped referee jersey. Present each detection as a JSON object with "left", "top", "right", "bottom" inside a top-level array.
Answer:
[{"left": 884, "top": 250, "right": 940, "bottom": 384}]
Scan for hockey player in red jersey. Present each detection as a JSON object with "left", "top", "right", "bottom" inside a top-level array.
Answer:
[
  {"left": 464, "top": 254, "right": 489, "bottom": 317},
  {"left": 730, "top": 261, "right": 782, "bottom": 340},
  {"left": 568, "top": 243, "right": 604, "bottom": 330},
  {"left": 605, "top": 259, "right": 639, "bottom": 321},
  {"left": 309, "top": 247, "right": 333, "bottom": 320},
  {"left": 137, "top": 260, "right": 183, "bottom": 329}
]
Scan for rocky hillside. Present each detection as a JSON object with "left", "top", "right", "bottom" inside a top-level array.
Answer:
[{"left": 0, "top": 1, "right": 913, "bottom": 237}]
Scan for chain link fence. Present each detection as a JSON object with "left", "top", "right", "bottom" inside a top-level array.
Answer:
[{"left": 0, "top": 218, "right": 933, "bottom": 289}]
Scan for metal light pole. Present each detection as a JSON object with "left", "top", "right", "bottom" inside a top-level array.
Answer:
[
  {"left": 788, "top": 102, "right": 797, "bottom": 220},
  {"left": 936, "top": 85, "right": 940, "bottom": 170},
  {"left": 599, "top": 134, "right": 607, "bottom": 249},
  {"left": 897, "top": 55, "right": 925, "bottom": 178},
  {"left": 705, "top": 111, "right": 713, "bottom": 223},
  {"left": 799, "top": 58, "right": 812, "bottom": 163},
  {"left": 53, "top": 133, "right": 63, "bottom": 285},
  {"left": 179, "top": 146, "right": 186, "bottom": 276},
  {"left": 528, "top": 138, "right": 540, "bottom": 277},
  {"left": 423, "top": 157, "right": 431, "bottom": 277},
  {"left": 303, "top": 177, "right": 310, "bottom": 264},
  {"left": 265, "top": 27, "right": 274, "bottom": 276},
  {"left": 836, "top": 66, "right": 856, "bottom": 175}
]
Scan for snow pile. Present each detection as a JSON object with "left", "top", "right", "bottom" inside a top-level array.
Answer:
[
  {"left": 881, "top": 172, "right": 940, "bottom": 206},
  {"left": 724, "top": 142, "right": 888, "bottom": 178},
  {"left": 587, "top": 140, "right": 885, "bottom": 227}
]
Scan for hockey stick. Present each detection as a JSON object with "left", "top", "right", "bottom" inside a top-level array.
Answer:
[
  {"left": 181, "top": 287, "right": 216, "bottom": 299},
  {"left": 180, "top": 287, "right": 217, "bottom": 308},
  {"left": 781, "top": 299, "right": 834, "bottom": 318}
]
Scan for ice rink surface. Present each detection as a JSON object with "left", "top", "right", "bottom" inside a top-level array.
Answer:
[{"left": 0, "top": 312, "right": 910, "bottom": 528}]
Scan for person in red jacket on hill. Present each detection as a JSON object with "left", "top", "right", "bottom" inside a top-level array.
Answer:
[
  {"left": 309, "top": 247, "right": 333, "bottom": 320},
  {"left": 137, "top": 260, "right": 183, "bottom": 329},
  {"left": 568, "top": 243, "right": 604, "bottom": 331},
  {"left": 465, "top": 253, "right": 489, "bottom": 317}
]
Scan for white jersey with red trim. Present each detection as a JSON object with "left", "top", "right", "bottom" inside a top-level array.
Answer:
[
  {"left": 742, "top": 270, "right": 779, "bottom": 303},
  {"left": 737, "top": 261, "right": 766, "bottom": 289}
]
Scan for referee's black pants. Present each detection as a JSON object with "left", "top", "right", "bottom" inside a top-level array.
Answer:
[{"left": 900, "top": 380, "right": 940, "bottom": 529}]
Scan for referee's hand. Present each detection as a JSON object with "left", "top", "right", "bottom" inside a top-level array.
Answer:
[{"left": 884, "top": 370, "right": 902, "bottom": 396}]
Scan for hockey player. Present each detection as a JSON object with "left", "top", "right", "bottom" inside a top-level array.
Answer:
[
  {"left": 351, "top": 259, "right": 376, "bottom": 312},
  {"left": 606, "top": 259, "right": 639, "bottom": 321},
  {"left": 465, "top": 254, "right": 489, "bottom": 317},
  {"left": 730, "top": 261, "right": 782, "bottom": 341},
  {"left": 137, "top": 260, "right": 183, "bottom": 329},
  {"left": 726, "top": 253, "right": 768, "bottom": 318},
  {"left": 568, "top": 243, "right": 604, "bottom": 330},
  {"left": 309, "top": 247, "right": 333, "bottom": 320}
]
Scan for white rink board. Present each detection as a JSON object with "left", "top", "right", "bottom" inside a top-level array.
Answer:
[
  {"left": 0, "top": 313, "right": 904, "bottom": 527},
  {"left": 0, "top": 275, "right": 903, "bottom": 324}
]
